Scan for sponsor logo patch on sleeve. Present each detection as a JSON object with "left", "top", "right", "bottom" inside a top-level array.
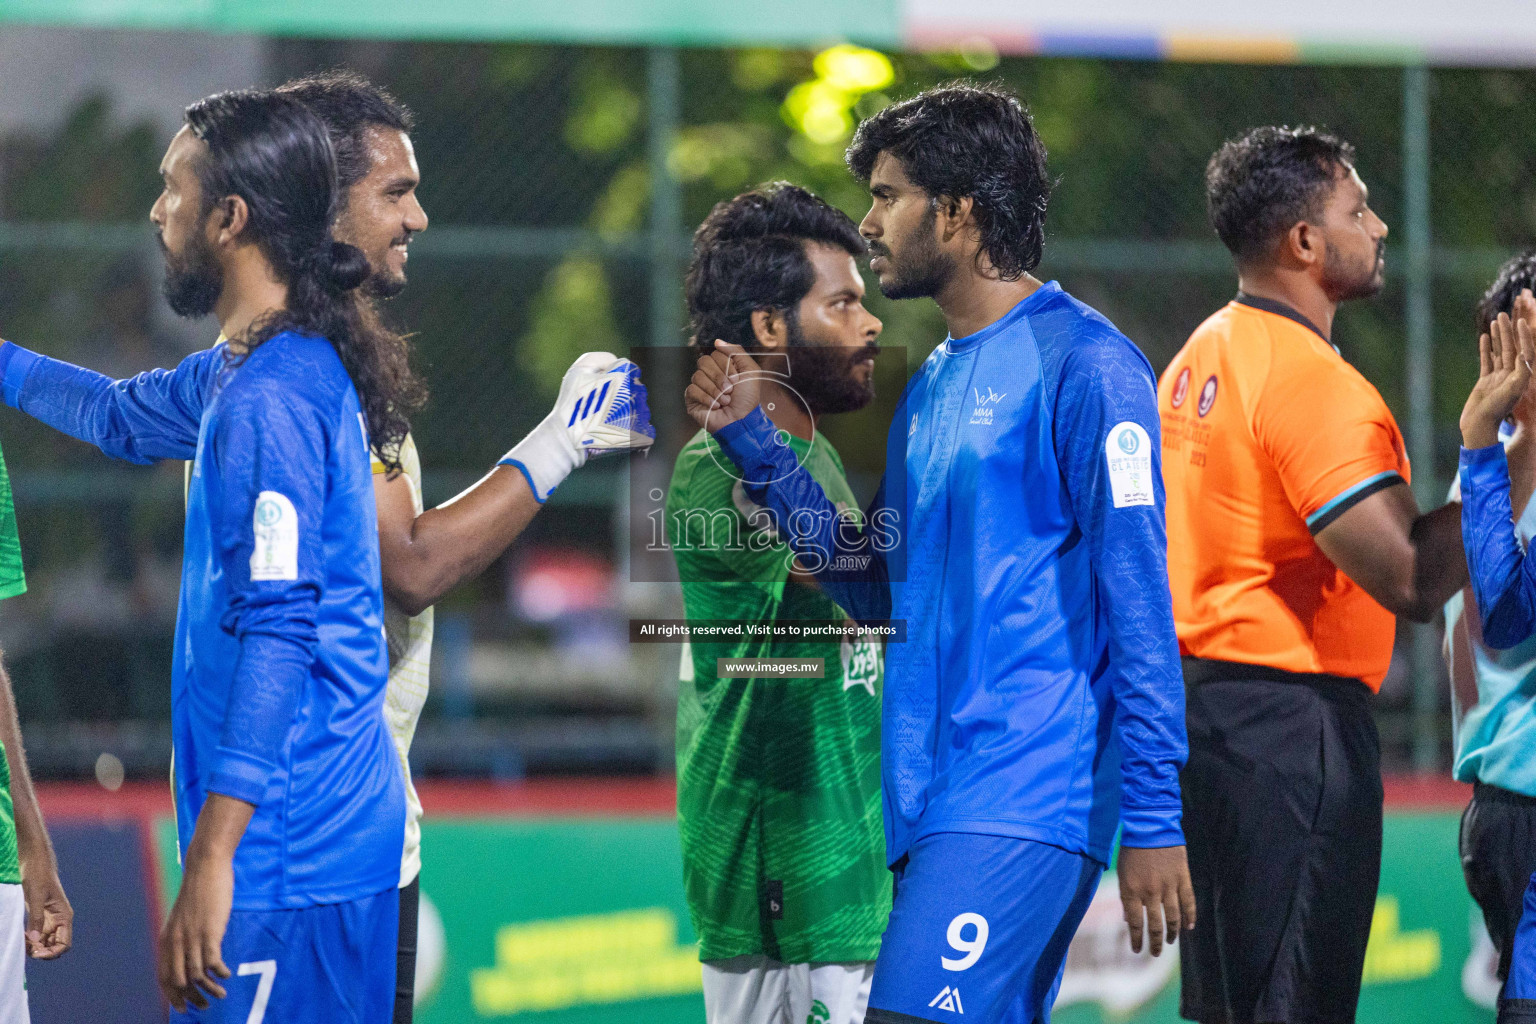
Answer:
[
  {"left": 250, "top": 490, "right": 299, "bottom": 581},
  {"left": 1105, "top": 421, "right": 1155, "bottom": 509}
]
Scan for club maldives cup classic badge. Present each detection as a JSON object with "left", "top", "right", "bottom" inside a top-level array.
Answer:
[
  {"left": 1170, "top": 367, "right": 1191, "bottom": 408},
  {"left": 1105, "top": 423, "right": 1155, "bottom": 509}
]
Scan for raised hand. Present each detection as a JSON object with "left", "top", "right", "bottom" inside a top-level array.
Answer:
[
  {"left": 1514, "top": 287, "right": 1536, "bottom": 335},
  {"left": 562, "top": 356, "right": 654, "bottom": 458},
  {"left": 685, "top": 341, "right": 764, "bottom": 434},
  {"left": 1461, "top": 309, "right": 1536, "bottom": 450},
  {"left": 501, "top": 352, "right": 655, "bottom": 502}
]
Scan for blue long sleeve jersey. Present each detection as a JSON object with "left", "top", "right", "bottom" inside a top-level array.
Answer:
[
  {"left": 712, "top": 283, "right": 1187, "bottom": 864},
  {"left": 1461, "top": 442, "right": 1536, "bottom": 651},
  {"left": 0, "top": 335, "right": 403, "bottom": 909}
]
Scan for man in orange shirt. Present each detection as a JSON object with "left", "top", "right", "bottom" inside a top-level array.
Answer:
[{"left": 1161, "top": 126, "right": 1467, "bottom": 1024}]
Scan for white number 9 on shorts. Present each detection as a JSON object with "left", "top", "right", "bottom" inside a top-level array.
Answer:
[{"left": 941, "top": 912, "right": 989, "bottom": 971}]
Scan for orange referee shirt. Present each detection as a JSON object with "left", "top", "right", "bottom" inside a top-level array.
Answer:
[{"left": 1159, "top": 295, "right": 1409, "bottom": 691}]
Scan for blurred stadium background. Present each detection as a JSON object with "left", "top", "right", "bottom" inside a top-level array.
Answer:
[{"left": 2, "top": 0, "right": 1535, "bottom": 1020}]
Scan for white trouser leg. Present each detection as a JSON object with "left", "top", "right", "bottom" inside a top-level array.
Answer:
[
  {"left": 703, "top": 955, "right": 875, "bottom": 1024},
  {"left": 792, "top": 961, "right": 876, "bottom": 1024},
  {"left": 0, "top": 884, "right": 28, "bottom": 1024},
  {"left": 703, "top": 955, "right": 792, "bottom": 1024}
]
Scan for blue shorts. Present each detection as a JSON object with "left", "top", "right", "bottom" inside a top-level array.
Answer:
[
  {"left": 1503, "top": 872, "right": 1536, "bottom": 1020},
  {"left": 170, "top": 887, "right": 398, "bottom": 1024},
  {"left": 867, "top": 833, "right": 1102, "bottom": 1024}
]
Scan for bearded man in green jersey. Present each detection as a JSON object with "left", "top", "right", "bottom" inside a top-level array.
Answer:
[{"left": 668, "top": 183, "right": 887, "bottom": 1024}]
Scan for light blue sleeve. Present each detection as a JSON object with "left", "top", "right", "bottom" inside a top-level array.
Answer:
[
  {"left": 0, "top": 340, "right": 221, "bottom": 463},
  {"left": 205, "top": 371, "right": 327, "bottom": 806},
  {"left": 1054, "top": 337, "right": 1187, "bottom": 848}
]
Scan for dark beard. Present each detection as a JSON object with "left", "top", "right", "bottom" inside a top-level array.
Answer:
[
  {"left": 364, "top": 270, "right": 407, "bottom": 300},
  {"left": 784, "top": 316, "right": 878, "bottom": 416},
  {"left": 1322, "top": 238, "right": 1385, "bottom": 303},
  {"left": 363, "top": 237, "right": 411, "bottom": 299},
  {"left": 160, "top": 231, "right": 223, "bottom": 318},
  {"left": 872, "top": 206, "right": 955, "bottom": 300}
]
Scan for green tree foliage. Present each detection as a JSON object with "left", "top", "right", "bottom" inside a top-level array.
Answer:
[
  {"left": 11, "top": 42, "right": 1521, "bottom": 486},
  {"left": 1, "top": 93, "right": 161, "bottom": 222},
  {"left": 0, "top": 93, "right": 164, "bottom": 461},
  {"left": 5, "top": 40, "right": 1534, "bottom": 750}
]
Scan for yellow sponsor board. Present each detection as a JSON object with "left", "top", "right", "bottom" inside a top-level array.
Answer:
[
  {"left": 471, "top": 908, "right": 703, "bottom": 1016},
  {"left": 1363, "top": 896, "right": 1441, "bottom": 985}
]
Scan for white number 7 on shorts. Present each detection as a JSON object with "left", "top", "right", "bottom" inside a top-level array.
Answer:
[
  {"left": 941, "top": 913, "right": 989, "bottom": 971},
  {"left": 237, "top": 960, "right": 277, "bottom": 1024}
]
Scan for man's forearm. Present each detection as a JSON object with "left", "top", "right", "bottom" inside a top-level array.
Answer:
[
  {"left": 1095, "top": 516, "right": 1187, "bottom": 848},
  {"left": 382, "top": 465, "right": 541, "bottom": 616},
  {"left": 1317, "top": 482, "right": 1470, "bottom": 623},
  {"left": 185, "top": 794, "right": 255, "bottom": 866},
  {"left": 0, "top": 341, "right": 207, "bottom": 463},
  {"left": 210, "top": 626, "right": 315, "bottom": 806},
  {"left": 0, "top": 656, "right": 53, "bottom": 868},
  {"left": 1409, "top": 499, "right": 1469, "bottom": 616},
  {"left": 713, "top": 408, "right": 892, "bottom": 623}
]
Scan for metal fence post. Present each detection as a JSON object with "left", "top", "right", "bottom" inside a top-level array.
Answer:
[
  {"left": 637, "top": 46, "right": 685, "bottom": 729},
  {"left": 1403, "top": 63, "right": 1439, "bottom": 771},
  {"left": 647, "top": 46, "right": 682, "bottom": 352}
]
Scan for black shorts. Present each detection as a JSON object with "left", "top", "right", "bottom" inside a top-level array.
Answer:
[
  {"left": 1462, "top": 782, "right": 1536, "bottom": 985},
  {"left": 1178, "top": 658, "right": 1383, "bottom": 1024},
  {"left": 396, "top": 877, "right": 419, "bottom": 1024}
]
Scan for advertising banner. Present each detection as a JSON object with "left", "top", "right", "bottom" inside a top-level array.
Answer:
[{"left": 141, "top": 796, "right": 1497, "bottom": 1023}]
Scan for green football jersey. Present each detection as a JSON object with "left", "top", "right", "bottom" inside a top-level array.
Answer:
[
  {"left": 0, "top": 443, "right": 27, "bottom": 886},
  {"left": 0, "top": 747, "right": 16, "bottom": 886},
  {"left": 668, "top": 427, "right": 887, "bottom": 964}
]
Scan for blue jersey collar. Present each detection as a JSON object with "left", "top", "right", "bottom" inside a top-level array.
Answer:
[{"left": 944, "top": 281, "right": 1061, "bottom": 353}]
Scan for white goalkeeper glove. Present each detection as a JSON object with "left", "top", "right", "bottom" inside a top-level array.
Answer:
[{"left": 500, "top": 352, "right": 656, "bottom": 502}]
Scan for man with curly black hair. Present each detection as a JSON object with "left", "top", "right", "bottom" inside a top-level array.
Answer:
[
  {"left": 687, "top": 83, "right": 1193, "bottom": 1023},
  {"left": 669, "top": 181, "right": 887, "bottom": 1024},
  {"left": 1161, "top": 126, "right": 1466, "bottom": 1024}
]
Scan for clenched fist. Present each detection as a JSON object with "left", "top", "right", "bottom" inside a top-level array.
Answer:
[{"left": 686, "top": 341, "right": 765, "bottom": 434}]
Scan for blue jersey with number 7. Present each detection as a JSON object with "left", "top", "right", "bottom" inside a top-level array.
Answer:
[{"left": 0, "top": 332, "right": 402, "bottom": 909}]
